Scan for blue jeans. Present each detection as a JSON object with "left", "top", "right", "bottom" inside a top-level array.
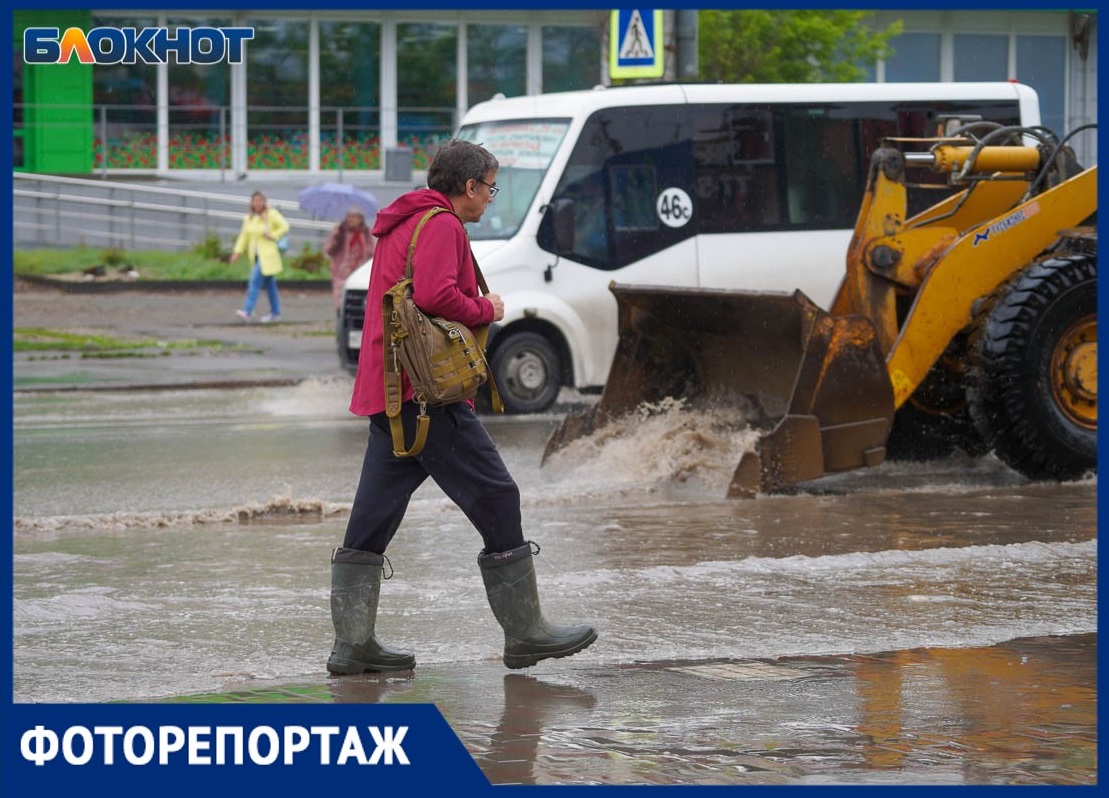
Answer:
[{"left": 243, "top": 259, "right": 280, "bottom": 316}]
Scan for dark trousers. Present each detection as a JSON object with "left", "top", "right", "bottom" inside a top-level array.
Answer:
[{"left": 343, "top": 402, "right": 525, "bottom": 555}]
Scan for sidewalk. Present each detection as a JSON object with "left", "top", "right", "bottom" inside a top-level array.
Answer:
[
  {"left": 13, "top": 281, "right": 347, "bottom": 391},
  {"left": 161, "top": 633, "right": 1097, "bottom": 786}
]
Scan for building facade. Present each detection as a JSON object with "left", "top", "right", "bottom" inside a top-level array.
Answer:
[
  {"left": 13, "top": 9, "right": 1097, "bottom": 177},
  {"left": 871, "top": 9, "right": 1097, "bottom": 166}
]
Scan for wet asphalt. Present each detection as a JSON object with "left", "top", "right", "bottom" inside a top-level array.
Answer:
[{"left": 11, "top": 282, "right": 1098, "bottom": 787}]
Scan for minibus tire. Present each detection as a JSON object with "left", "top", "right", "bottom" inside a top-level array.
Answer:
[
  {"left": 491, "top": 332, "right": 562, "bottom": 414},
  {"left": 336, "top": 315, "right": 359, "bottom": 375}
]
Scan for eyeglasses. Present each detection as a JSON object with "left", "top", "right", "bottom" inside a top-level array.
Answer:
[{"left": 477, "top": 179, "right": 500, "bottom": 198}]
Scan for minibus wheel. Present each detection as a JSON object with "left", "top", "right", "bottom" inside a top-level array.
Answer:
[
  {"left": 491, "top": 331, "right": 562, "bottom": 414},
  {"left": 336, "top": 314, "right": 359, "bottom": 375}
]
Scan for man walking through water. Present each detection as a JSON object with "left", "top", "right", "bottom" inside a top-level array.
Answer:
[{"left": 327, "top": 139, "right": 597, "bottom": 674}]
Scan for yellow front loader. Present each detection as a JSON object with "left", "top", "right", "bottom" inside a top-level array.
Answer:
[{"left": 545, "top": 123, "right": 1097, "bottom": 495}]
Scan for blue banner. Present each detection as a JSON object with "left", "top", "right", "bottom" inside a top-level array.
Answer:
[{"left": 3, "top": 703, "right": 487, "bottom": 793}]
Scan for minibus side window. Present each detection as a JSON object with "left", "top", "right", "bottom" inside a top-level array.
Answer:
[
  {"left": 538, "top": 106, "right": 694, "bottom": 270},
  {"left": 780, "top": 105, "right": 863, "bottom": 229},
  {"left": 562, "top": 167, "right": 611, "bottom": 264},
  {"left": 692, "top": 105, "right": 781, "bottom": 234}
]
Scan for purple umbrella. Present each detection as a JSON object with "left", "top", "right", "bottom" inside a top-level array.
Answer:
[{"left": 297, "top": 183, "right": 379, "bottom": 221}]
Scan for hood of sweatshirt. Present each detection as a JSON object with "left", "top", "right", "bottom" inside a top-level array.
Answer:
[{"left": 370, "top": 189, "right": 453, "bottom": 238}]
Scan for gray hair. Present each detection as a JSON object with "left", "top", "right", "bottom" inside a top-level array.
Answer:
[{"left": 427, "top": 139, "right": 499, "bottom": 196}]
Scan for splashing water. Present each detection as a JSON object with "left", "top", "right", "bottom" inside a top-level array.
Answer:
[
  {"left": 256, "top": 376, "right": 355, "bottom": 420},
  {"left": 542, "top": 398, "right": 762, "bottom": 496}
]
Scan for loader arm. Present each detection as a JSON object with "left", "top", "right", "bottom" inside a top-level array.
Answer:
[
  {"left": 886, "top": 165, "right": 1097, "bottom": 407},
  {"left": 832, "top": 146, "right": 1058, "bottom": 361}
]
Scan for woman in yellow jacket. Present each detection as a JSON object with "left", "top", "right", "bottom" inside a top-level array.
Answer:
[{"left": 230, "top": 191, "right": 290, "bottom": 323}]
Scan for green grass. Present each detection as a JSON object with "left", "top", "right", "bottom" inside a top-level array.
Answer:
[
  {"left": 13, "top": 247, "right": 329, "bottom": 282},
  {"left": 13, "top": 327, "right": 252, "bottom": 356}
]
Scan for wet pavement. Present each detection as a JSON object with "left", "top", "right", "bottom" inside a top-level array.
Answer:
[
  {"left": 10, "top": 284, "right": 1099, "bottom": 786},
  {"left": 165, "top": 634, "right": 1097, "bottom": 786}
]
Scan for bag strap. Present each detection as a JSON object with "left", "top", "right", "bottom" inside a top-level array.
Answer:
[
  {"left": 406, "top": 206, "right": 502, "bottom": 413},
  {"left": 404, "top": 206, "right": 449, "bottom": 280},
  {"left": 384, "top": 207, "right": 502, "bottom": 458},
  {"left": 469, "top": 250, "right": 504, "bottom": 415},
  {"left": 382, "top": 286, "right": 429, "bottom": 458}
]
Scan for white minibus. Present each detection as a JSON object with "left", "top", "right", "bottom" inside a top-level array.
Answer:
[{"left": 338, "top": 82, "right": 1040, "bottom": 412}]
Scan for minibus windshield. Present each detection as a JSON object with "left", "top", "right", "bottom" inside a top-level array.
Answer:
[{"left": 456, "top": 118, "right": 570, "bottom": 240}]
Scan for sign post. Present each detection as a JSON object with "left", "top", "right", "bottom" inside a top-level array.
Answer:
[{"left": 609, "top": 9, "right": 664, "bottom": 80}]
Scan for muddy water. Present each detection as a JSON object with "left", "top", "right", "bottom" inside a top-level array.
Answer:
[{"left": 12, "top": 378, "right": 1097, "bottom": 706}]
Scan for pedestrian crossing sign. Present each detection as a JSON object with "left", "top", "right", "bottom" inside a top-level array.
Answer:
[{"left": 610, "top": 9, "right": 664, "bottom": 79}]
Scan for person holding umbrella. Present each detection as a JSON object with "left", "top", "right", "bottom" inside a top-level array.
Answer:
[
  {"left": 324, "top": 206, "right": 376, "bottom": 313},
  {"left": 230, "top": 190, "right": 289, "bottom": 323},
  {"left": 299, "top": 183, "right": 380, "bottom": 314}
]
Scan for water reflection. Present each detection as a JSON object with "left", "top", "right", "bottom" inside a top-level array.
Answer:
[
  {"left": 852, "top": 635, "right": 1097, "bottom": 783},
  {"left": 163, "top": 634, "right": 1095, "bottom": 785}
]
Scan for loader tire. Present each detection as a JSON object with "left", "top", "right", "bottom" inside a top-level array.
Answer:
[{"left": 968, "top": 253, "right": 1097, "bottom": 480}]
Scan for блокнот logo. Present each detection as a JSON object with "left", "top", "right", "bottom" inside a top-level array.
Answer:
[{"left": 23, "top": 27, "right": 254, "bottom": 65}]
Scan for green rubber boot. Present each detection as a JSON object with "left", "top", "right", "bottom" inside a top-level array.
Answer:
[
  {"left": 478, "top": 542, "right": 598, "bottom": 670},
  {"left": 326, "top": 547, "right": 415, "bottom": 675}
]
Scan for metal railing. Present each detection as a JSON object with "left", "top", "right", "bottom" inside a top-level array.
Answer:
[{"left": 13, "top": 172, "right": 335, "bottom": 252}]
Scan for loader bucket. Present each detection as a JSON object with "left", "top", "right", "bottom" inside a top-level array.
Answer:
[{"left": 543, "top": 283, "right": 896, "bottom": 496}]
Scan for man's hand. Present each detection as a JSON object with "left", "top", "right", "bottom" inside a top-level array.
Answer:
[
  {"left": 229, "top": 252, "right": 239, "bottom": 263},
  {"left": 486, "top": 293, "right": 505, "bottom": 322}
]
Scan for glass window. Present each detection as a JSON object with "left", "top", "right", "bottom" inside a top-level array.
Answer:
[
  {"left": 954, "top": 34, "right": 1008, "bottom": 81},
  {"left": 467, "top": 25, "right": 526, "bottom": 104},
  {"left": 539, "top": 105, "right": 692, "bottom": 270},
  {"left": 693, "top": 99, "right": 1026, "bottom": 233},
  {"left": 320, "top": 21, "right": 381, "bottom": 170},
  {"left": 693, "top": 106, "right": 782, "bottom": 233},
  {"left": 13, "top": 47, "right": 24, "bottom": 167},
  {"left": 246, "top": 18, "right": 309, "bottom": 169},
  {"left": 398, "top": 23, "right": 457, "bottom": 168},
  {"left": 542, "top": 26, "right": 601, "bottom": 93},
  {"left": 456, "top": 118, "right": 570, "bottom": 240},
  {"left": 14, "top": 50, "right": 25, "bottom": 168},
  {"left": 1016, "top": 35, "right": 1067, "bottom": 140},
  {"left": 92, "top": 15, "right": 158, "bottom": 168},
  {"left": 13, "top": 50, "right": 23, "bottom": 130},
  {"left": 168, "top": 17, "right": 231, "bottom": 170},
  {"left": 884, "top": 33, "right": 941, "bottom": 82},
  {"left": 781, "top": 107, "right": 862, "bottom": 229}
]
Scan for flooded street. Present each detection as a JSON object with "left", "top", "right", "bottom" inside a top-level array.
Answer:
[{"left": 11, "top": 375, "right": 1097, "bottom": 784}]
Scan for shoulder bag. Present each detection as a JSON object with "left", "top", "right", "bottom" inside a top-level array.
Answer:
[{"left": 383, "top": 206, "right": 504, "bottom": 457}]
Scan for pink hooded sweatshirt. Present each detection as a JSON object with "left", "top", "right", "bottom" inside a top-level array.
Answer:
[{"left": 349, "top": 189, "right": 495, "bottom": 417}]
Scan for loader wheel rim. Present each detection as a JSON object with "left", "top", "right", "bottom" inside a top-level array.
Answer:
[{"left": 1050, "top": 316, "right": 1097, "bottom": 429}]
